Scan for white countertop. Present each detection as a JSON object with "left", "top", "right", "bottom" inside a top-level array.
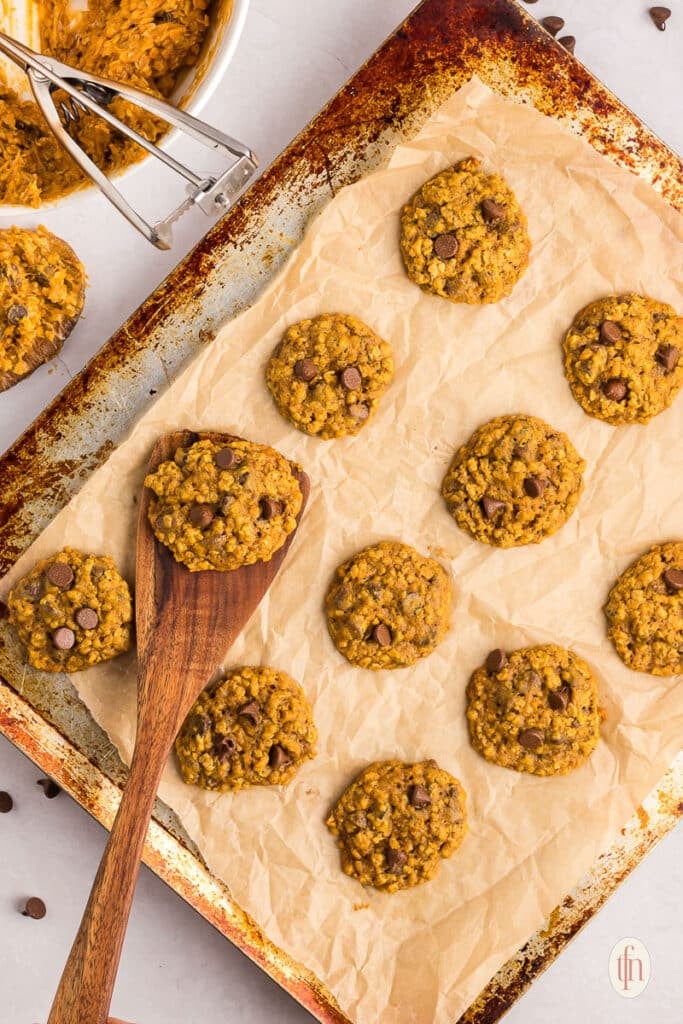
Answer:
[{"left": 1, "top": 1, "right": 681, "bottom": 1021}]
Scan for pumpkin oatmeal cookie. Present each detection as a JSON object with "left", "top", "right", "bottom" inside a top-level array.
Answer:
[
  {"left": 563, "top": 294, "right": 683, "bottom": 424},
  {"left": 441, "top": 413, "right": 585, "bottom": 548},
  {"left": 604, "top": 542, "right": 683, "bottom": 676},
  {"left": 265, "top": 313, "right": 394, "bottom": 439},
  {"left": 399, "top": 156, "right": 531, "bottom": 304},
  {"left": 8, "top": 548, "right": 132, "bottom": 673},
  {"left": 466, "top": 644, "right": 601, "bottom": 776},
  {"left": 0, "top": 226, "right": 85, "bottom": 391},
  {"left": 326, "top": 759, "right": 467, "bottom": 893},
  {"left": 175, "top": 666, "right": 317, "bottom": 791},
  {"left": 325, "top": 541, "right": 451, "bottom": 669},
  {"left": 145, "top": 437, "right": 303, "bottom": 572}
]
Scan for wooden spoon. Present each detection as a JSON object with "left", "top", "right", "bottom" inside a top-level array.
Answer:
[{"left": 47, "top": 430, "right": 310, "bottom": 1024}]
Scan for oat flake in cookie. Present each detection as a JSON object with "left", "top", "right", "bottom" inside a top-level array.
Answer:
[
  {"left": 325, "top": 541, "right": 451, "bottom": 669},
  {"left": 563, "top": 293, "right": 683, "bottom": 424},
  {"left": 145, "top": 438, "right": 302, "bottom": 572},
  {"left": 175, "top": 667, "right": 317, "bottom": 791},
  {"left": 441, "top": 414, "right": 585, "bottom": 547},
  {"left": 467, "top": 644, "right": 601, "bottom": 776},
  {"left": 399, "top": 156, "right": 531, "bottom": 304},
  {"left": 326, "top": 760, "right": 467, "bottom": 893},
  {"left": 605, "top": 542, "right": 683, "bottom": 676},
  {"left": 8, "top": 548, "right": 132, "bottom": 673},
  {"left": 265, "top": 313, "right": 394, "bottom": 439}
]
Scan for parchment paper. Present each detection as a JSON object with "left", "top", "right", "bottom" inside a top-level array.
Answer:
[{"left": 3, "top": 78, "right": 683, "bottom": 1023}]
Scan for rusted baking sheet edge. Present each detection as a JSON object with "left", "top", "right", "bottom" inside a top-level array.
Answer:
[{"left": 0, "top": 0, "right": 682, "bottom": 1022}]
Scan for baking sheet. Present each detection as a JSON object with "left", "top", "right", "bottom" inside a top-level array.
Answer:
[{"left": 2, "top": 77, "right": 683, "bottom": 1023}]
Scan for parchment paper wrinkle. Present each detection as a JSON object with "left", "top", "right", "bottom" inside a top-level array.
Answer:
[{"left": 2, "top": 79, "right": 682, "bottom": 1024}]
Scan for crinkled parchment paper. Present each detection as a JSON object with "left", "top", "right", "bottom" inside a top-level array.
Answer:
[{"left": 3, "top": 79, "right": 683, "bottom": 1023}]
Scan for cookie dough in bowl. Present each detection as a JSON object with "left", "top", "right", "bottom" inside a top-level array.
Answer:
[
  {"left": 8, "top": 548, "right": 132, "bottom": 673},
  {"left": 441, "top": 413, "right": 585, "bottom": 548},
  {"left": 326, "top": 759, "right": 467, "bottom": 893},
  {"left": 605, "top": 542, "right": 683, "bottom": 676},
  {"left": 563, "top": 293, "right": 683, "bottom": 425},
  {"left": 466, "top": 644, "right": 601, "bottom": 776},
  {"left": 145, "top": 437, "right": 303, "bottom": 572},
  {"left": 265, "top": 313, "right": 394, "bottom": 439},
  {"left": 175, "top": 666, "right": 317, "bottom": 791},
  {"left": 399, "top": 156, "right": 531, "bottom": 304},
  {"left": 325, "top": 541, "right": 451, "bottom": 669}
]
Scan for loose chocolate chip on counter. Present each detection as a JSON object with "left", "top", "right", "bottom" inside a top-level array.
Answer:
[
  {"left": 385, "top": 846, "right": 407, "bottom": 873},
  {"left": 294, "top": 358, "right": 319, "bottom": 383},
  {"left": 37, "top": 778, "right": 61, "bottom": 799},
  {"left": 433, "top": 233, "right": 459, "bottom": 259},
  {"left": 602, "top": 377, "right": 628, "bottom": 401},
  {"left": 558, "top": 35, "right": 576, "bottom": 53},
  {"left": 599, "top": 320, "right": 622, "bottom": 344},
  {"left": 0, "top": 791, "right": 13, "bottom": 813},
  {"left": 215, "top": 447, "right": 239, "bottom": 469},
  {"left": 75, "top": 607, "right": 99, "bottom": 630},
  {"left": 481, "top": 199, "right": 505, "bottom": 223},
  {"left": 268, "top": 744, "right": 291, "bottom": 769},
  {"left": 340, "top": 366, "right": 362, "bottom": 391},
  {"left": 540, "top": 15, "right": 564, "bottom": 36},
  {"left": 486, "top": 648, "right": 507, "bottom": 674},
  {"left": 663, "top": 568, "right": 683, "bottom": 593},
  {"left": 52, "top": 627, "right": 75, "bottom": 651},
  {"left": 649, "top": 6, "right": 671, "bottom": 30},
  {"left": 46, "top": 562, "right": 74, "bottom": 589},
  {"left": 189, "top": 503, "right": 215, "bottom": 529},
  {"left": 237, "top": 700, "right": 261, "bottom": 727},
  {"left": 523, "top": 477, "right": 547, "bottom": 498},
  {"left": 408, "top": 784, "right": 432, "bottom": 809},
  {"left": 21, "top": 897, "right": 46, "bottom": 919},
  {"left": 548, "top": 686, "right": 571, "bottom": 711},
  {"left": 518, "top": 728, "right": 544, "bottom": 749},
  {"left": 348, "top": 403, "right": 369, "bottom": 420},
  {"left": 655, "top": 344, "right": 679, "bottom": 372},
  {"left": 371, "top": 624, "right": 392, "bottom": 647},
  {"left": 259, "top": 497, "right": 284, "bottom": 520},
  {"left": 7, "top": 303, "right": 28, "bottom": 324},
  {"left": 480, "top": 495, "right": 506, "bottom": 520}
]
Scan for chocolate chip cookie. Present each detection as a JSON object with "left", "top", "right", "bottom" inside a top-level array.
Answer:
[
  {"left": 466, "top": 644, "right": 601, "bottom": 776},
  {"left": 604, "top": 542, "right": 683, "bottom": 676},
  {"left": 7, "top": 548, "right": 132, "bottom": 673},
  {"left": 175, "top": 666, "right": 317, "bottom": 791},
  {"left": 441, "top": 414, "right": 585, "bottom": 547},
  {"left": 325, "top": 541, "right": 451, "bottom": 669},
  {"left": 399, "top": 156, "right": 531, "bottom": 304},
  {"left": 265, "top": 313, "right": 394, "bottom": 439},
  {"left": 326, "top": 759, "right": 467, "bottom": 892},
  {"left": 563, "top": 294, "right": 683, "bottom": 424},
  {"left": 145, "top": 437, "right": 303, "bottom": 572}
]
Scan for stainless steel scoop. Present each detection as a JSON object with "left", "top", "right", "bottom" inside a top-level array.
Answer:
[{"left": 0, "top": 31, "right": 258, "bottom": 249}]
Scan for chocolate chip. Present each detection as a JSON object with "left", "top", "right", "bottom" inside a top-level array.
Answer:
[
  {"left": 268, "top": 744, "right": 291, "bottom": 769},
  {"left": 481, "top": 199, "right": 505, "bottom": 223},
  {"left": 215, "top": 447, "right": 238, "bottom": 469},
  {"left": 408, "top": 784, "right": 431, "bottom": 809},
  {"left": 259, "top": 497, "right": 284, "bottom": 520},
  {"left": 433, "top": 233, "right": 459, "bottom": 259},
  {"left": 7, "top": 303, "right": 27, "bottom": 324},
  {"left": 237, "top": 472, "right": 249, "bottom": 485},
  {"left": 37, "top": 778, "right": 61, "bottom": 799},
  {"left": 548, "top": 686, "right": 571, "bottom": 711},
  {"left": 22, "top": 897, "right": 46, "bottom": 919},
  {"left": 46, "top": 562, "right": 74, "bottom": 589},
  {"left": 237, "top": 700, "right": 261, "bottom": 727},
  {"left": 52, "top": 627, "right": 75, "bottom": 650},
  {"left": 518, "top": 728, "right": 544, "bottom": 749},
  {"left": 0, "top": 791, "right": 13, "bottom": 813},
  {"left": 602, "top": 377, "right": 628, "bottom": 401},
  {"left": 523, "top": 477, "right": 546, "bottom": 498},
  {"left": 649, "top": 6, "right": 671, "bottom": 30},
  {"left": 663, "top": 568, "right": 683, "bottom": 593},
  {"left": 558, "top": 35, "right": 576, "bottom": 53},
  {"left": 219, "top": 494, "right": 235, "bottom": 514},
  {"left": 540, "top": 15, "right": 564, "bottom": 36},
  {"left": 189, "top": 503, "right": 214, "bottom": 529},
  {"left": 348, "top": 403, "right": 369, "bottom": 421},
  {"left": 385, "top": 847, "right": 407, "bottom": 873},
  {"left": 599, "top": 320, "right": 622, "bottom": 344},
  {"left": 486, "top": 648, "right": 507, "bottom": 673},
  {"left": 214, "top": 735, "right": 236, "bottom": 760},
  {"left": 294, "top": 358, "right": 319, "bottom": 383},
  {"left": 480, "top": 495, "right": 506, "bottom": 519},
  {"left": 75, "top": 607, "right": 99, "bottom": 630},
  {"left": 340, "top": 366, "right": 362, "bottom": 391},
  {"left": 371, "top": 624, "right": 392, "bottom": 647},
  {"left": 655, "top": 344, "right": 679, "bottom": 373}
]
